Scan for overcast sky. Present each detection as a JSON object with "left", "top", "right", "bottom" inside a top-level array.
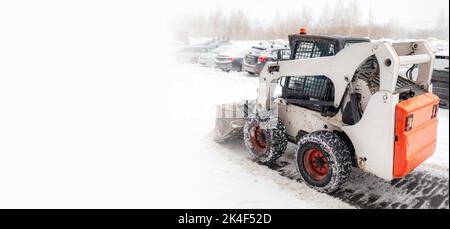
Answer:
[{"left": 169, "top": 0, "right": 449, "bottom": 27}]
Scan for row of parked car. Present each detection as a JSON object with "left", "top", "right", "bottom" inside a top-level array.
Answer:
[{"left": 176, "top": 39, "right": 291, "bottom": 75}]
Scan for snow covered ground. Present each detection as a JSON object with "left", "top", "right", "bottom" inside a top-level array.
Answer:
[
  {"left": 1, "top": 1, "right": 446, "bottom": 210},
  {"left": 164, "top": 63, "right": 449, "bottom": 209},
  {"left": 0, "top": 59, "right": 446, "bottom": 209}
]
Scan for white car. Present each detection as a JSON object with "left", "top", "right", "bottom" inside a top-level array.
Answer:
[{"left": 198, "top": 45, "right": 233, "bottom": 68}]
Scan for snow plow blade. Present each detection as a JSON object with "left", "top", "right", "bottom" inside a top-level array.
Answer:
[{"left": 213, "top": 100, "right": 255, "bottom": 143}]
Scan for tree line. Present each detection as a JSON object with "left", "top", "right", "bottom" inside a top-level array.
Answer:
[{"left": 171, "top": 0, "right": 449, "bottom": 41}]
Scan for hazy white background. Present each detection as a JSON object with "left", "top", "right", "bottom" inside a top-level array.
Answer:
[
  {"left": 0, "top": 0, "right": 174, "bottom": 208},
  {"left": 170, "top": 0, "right": 449, "bottom": 27}
]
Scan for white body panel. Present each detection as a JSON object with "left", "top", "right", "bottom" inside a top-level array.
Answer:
[
  {"left": 341, "top": 92, "right": 399, "bottom": 180},
  {"left": 278, "top": 102, "right": 343, "bottom": 137}
]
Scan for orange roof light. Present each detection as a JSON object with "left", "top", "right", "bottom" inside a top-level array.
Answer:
[{"left": 299, "top": 27, "right": 307, "bottom": 34}]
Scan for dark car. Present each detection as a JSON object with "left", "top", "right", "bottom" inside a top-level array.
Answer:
[
  {"left": 242, "top": 46, "right": 266, "bottom": 74},
  {"left": 254, "top": 48, "right": 291, "bottom": 75},
  {"left": 242, "top": 41, "right": 288, "bottom": 75},
  {"left": 215, "top": 45, "right": 252, "bottom": 72}
]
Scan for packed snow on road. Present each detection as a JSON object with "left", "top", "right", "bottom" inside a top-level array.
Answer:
[{"left": 165, "top": 62, "right": 449, "bottom": 209}]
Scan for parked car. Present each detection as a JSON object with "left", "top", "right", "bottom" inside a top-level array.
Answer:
[
  {"left": 242, "top": 45, "right": 267, "bottom": 74},
  {"left": 254, "top": 47, "right": 291, "bottom": 75},
  {"left": 176, "top": 46, "right": 210, "bottom": 63},
  {"left": 215, "top": 45, "right": 252, "bottom": 72},
  {"left": 198, "top": 45, "right": 233, "bottom": 68},
  {"left": 243, "top": 42, "right": 289, "bottom": 75},
  {"left": 176, "top": 39, "right": 231, "bottom": 64}
]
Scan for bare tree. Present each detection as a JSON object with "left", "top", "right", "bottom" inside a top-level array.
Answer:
[
  {"left": 208, "top": 9, "right": 227, "bottom": 38},
  {"left": 330, "top": 0, "right": 347, "bottom": 35},
  {"left": 284, "top": 7, "right": 314, "bottom": 36},
  {"left": 367, "top": 0, "right": 374, "bottom": 38},
  {"left": 172, "top": 3, "right": 449, "bottom": 41},
  {"left": 435, "top": 9, "right": 449, "bottom": 39},
  {"left": 346, "top": 0, "right": 360, "bottom": 36},
  {"left": 317, "top": 0, "right": 332, "bottom": 35}
]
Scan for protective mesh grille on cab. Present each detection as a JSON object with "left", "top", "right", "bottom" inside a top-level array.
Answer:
[
  {"left": 294, "top": 40, "right": 336, "bottom": 59},
  {"left": 287, "top": 76, "right": 334, "bottom": 101},
  {"left": 285, "top": 39, "right": 336, "bottom": 102}
]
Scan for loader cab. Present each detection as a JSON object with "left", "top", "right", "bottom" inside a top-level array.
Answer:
[{"left": 282, "top": 34, "right": 370, "bottom": 116}]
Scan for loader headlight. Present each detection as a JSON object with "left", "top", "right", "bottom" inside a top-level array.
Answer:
[{"left": 405, "top": 114, "right": 414, "bottom": 131}]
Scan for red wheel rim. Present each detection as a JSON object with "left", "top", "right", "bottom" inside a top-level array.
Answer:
[
  {"left": 303, "top": 149, "right": 328, "bottom": 181},
  {"left": 250, "top": 126, "right": 267, "bottom": 153}
]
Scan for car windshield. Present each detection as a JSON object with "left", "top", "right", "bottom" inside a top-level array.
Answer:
[
  {"left": 344, "top": 40, "right": 368, "bottom": 48},
  {"left": 248, "top": 47, "right": 266, "bottom": 55}
]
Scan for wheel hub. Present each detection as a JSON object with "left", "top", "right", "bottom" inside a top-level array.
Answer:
[
  {"left": 304, "top": 149, "right": 328, "bottom": 180},
  {"left": 250, "top": 126, "right": 267, "bottom": 153}
]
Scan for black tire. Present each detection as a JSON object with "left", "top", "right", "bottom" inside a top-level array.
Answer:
[
  {"left": 295, "top": 131, "right": 352, "bottom": 193},
  {"left": 243, "top": 113, "right": 288, "bottom": 164}
]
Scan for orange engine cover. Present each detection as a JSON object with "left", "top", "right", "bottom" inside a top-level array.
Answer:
[{"left": 394, "top": 93, "right": 439, "bottom": 178}]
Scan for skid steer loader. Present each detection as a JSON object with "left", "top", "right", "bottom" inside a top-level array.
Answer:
[{"left": 214, "top": 30, "right": 439, "bottom": 193}]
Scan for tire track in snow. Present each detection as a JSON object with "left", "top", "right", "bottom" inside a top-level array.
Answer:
[
  {"left": 221, "top": 140, "right": 449, "bottom": 209},
  {"left": 274, "top": 145, "right": 449, "bottom": 209}
]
